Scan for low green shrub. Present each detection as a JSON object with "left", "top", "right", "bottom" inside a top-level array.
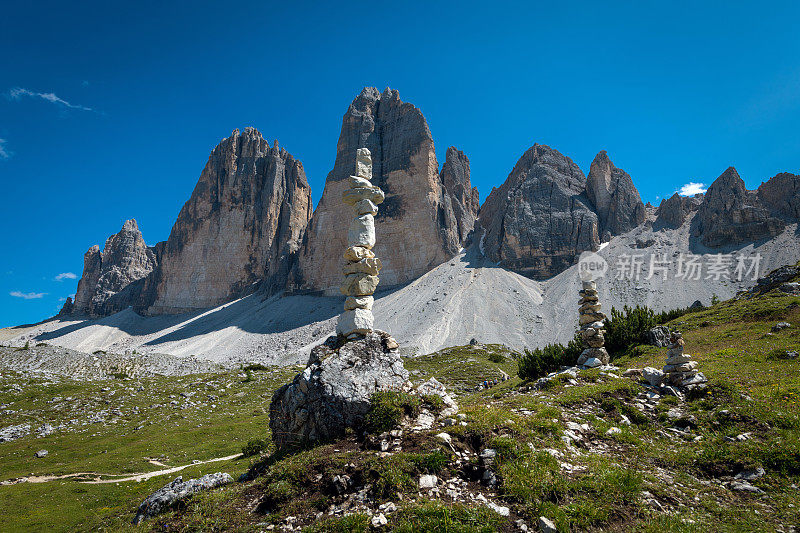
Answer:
[
  {"left": 605, "top": 305, "right": 656, "bottom": 357},
  {"left": 303, "top": 514, "right": 370, "bottom": 533},
  {"left": 393, "top": 501, "right": 508, "bottom": 532},
  {"left": 487, "top": 352, "right": 506, "bottom": 363},
  {"left": 241, "top": 438, "right": 270, "bottom": 457},
  {"left": 243, "top": 363, "right": 269, "bottom": 372},
  {"left": 365, "top": 391, "right": 422, "bottom": 433},
  {"left": 518, "top": 343, "right": 574, "bottom": 380}
]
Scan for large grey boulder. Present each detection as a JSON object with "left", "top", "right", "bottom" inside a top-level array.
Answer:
[
  {"left": 479, "top": 144, "right": 600, "bottom": 279},
  {"left": 647, "top": 326, "right": 671, "bottom": 347},
  {"left": 269, "top": 331, "right": 409, "bottom": 452},
  {"left": 132, "top": 472, "right": 233, "bottom": 524},
  {"left": 586, "top": 151, "right": 645, "bottom": 240}
]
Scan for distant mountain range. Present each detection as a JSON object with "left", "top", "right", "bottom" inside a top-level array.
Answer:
[{"left": 58, "top": 87, "right": 800, "bottom": 321}]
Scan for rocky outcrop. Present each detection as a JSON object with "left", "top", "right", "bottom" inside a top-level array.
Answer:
[
  {"left": 132, "top": 473, "right": 233, "bottom": 524},
  {"left": 146, "top": 128, "right": 312, "bottom": 314},
  {"left": 63, "top": 219, "right": 158, "bottom": 317},
  {"left": 758, "top": 172, "right": 800, "bottom": 220},
  {"left": 479, "top": 144, "right": 600, "bottom": 279},
  {"left": 693, "top": 167, "right": 785, "bottom": 247},
  {"left": 654, "top": 193, "right": 702, "bottom": 229},
  {"left": 586, "top": 151, "right": 645, "bottom": 240},
  {"left": 68, "top": 245, "right": 102, "bottom": 314},
  {"left": 291, "top": 88, "right": 475, "bottom": 294},
  {"left": 269, "top": 331, "right": 408, "bottom": 452},
  {"left": 440, "top": 147, "right": 480, "bottom": 243}
]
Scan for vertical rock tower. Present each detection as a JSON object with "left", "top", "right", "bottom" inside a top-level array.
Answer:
[
  {"left": 577, "top": 279, "right": 610, "bottom": 367},
  {"left": 336, "top": 148, "right": 385, "bottom": 338}
]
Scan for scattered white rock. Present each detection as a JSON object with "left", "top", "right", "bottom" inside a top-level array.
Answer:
[
  {"left": 419, "top": 474, "right": 438, "bottom": 489},
  {"left": 538, "top": 516, "right": 558, "bottom": 533}
]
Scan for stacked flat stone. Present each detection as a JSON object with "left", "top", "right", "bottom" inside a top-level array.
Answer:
[
  {"left": 336, "top": 148, "right": 386, "bottom": 338},
  {"left": 663, "top": 331, "right": 708, "bottom": 389},
  {"left": 576, "top": 279, "right": 610, "bottom": 367}
]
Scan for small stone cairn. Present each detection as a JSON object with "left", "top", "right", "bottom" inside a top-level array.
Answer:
[
  {"left": 336, "top": 148, "right": 386, "bottom": 339},
  {"left": 662, "top": 331, "right": 708, "bottom": 390},
  {"left": 577, "top": 279, "right": 610, "bottom": 368}
]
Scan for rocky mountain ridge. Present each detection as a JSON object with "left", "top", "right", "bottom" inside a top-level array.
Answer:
[
  {"left": 290, "top": 87, "right": 479, "bottom": 295},
  {"left": 59, "top": 87, "right": 800, "bottom": 323}
]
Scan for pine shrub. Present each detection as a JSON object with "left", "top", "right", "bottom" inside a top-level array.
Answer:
[{"left": 517, "top": 343, "right": 574, "bottom": 380}]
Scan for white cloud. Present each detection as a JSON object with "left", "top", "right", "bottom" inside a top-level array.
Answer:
[
  {"left": 677, "top": 182, "right": 708, "bottom": 196},
  {"left": 8, "top": 87, "right": 94, "bottom": 112},
  {"left": 0, "top": 138, "right": 10, "bottom": 159},
  {"left": 54, "top": 272, "right": 77, "bottom": 281},
  {"left": 10, "top": 291, "right": 47, "bottom": 299}
]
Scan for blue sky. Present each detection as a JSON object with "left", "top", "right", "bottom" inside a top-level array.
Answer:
[{"left": 2, "top": 0, "right": 799, "bottom": 327}]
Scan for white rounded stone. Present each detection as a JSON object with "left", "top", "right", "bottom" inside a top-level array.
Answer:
[
  {"left": 336, "top": 308, "right": 374, "bottom": 336},
  {"left": 348, "top": 214, "right": 375, "bottom": 249},
  {"left": 344, "top": 295, "right": 373, "bottom": 310},
  {"left": 349, "top": 175, "right": 372, "bottom": 188}
]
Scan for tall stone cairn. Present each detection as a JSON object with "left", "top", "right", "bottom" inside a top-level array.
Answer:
[
  {"left": 336, "top": 148, "right": 386, "bottom": 338},
  {"left": 663, "top": 331, "right": 708, "bottom": 390},
  {"left": 577, "top": 279, "right": 610, "bottom": 367}
]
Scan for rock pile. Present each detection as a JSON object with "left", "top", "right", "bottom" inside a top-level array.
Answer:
[
  {"left": 662, "top": 331, "right": 707, "bottom": 390},
  {"left": 576, "top": 279, "right": 609, "bottom": 368},
  {"left": 336, "top": 148, "right": 385, "bottom": 338}
]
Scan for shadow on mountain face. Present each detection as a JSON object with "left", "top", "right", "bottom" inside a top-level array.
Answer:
[
  {"left": 140, "top": 292, "right": 342, "bottom": 347},
  {"left": 34, "top": 309, "right": 201, "bottom": 342},
  {"left": 33, "top": 291, "right": 343, "bottom": 348}
]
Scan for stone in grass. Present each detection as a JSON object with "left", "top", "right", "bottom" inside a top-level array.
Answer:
[
  {"left": 486, "top": 501, "right": 510, "bottom": 516},
  {"left": 419, "top": 474, "right": 438, "bottom": 489},
  {"left": 729, "top": 480, "right": 764, "bottom": 494},
  {"left": 642, "top": 367, "right": 664, "bottom": 387},
  {"left": 735, "top": 466, "right": 766, "bottom": 481},
  {"left": 132, "top": 472, "right": 233, "bottom": 524},
  {"left": 34, "top": 450, "right": 48, "bottom": 458},
  {"left": 582, "top": 357, "right": 602, "bottom": 368},
  {"left": 538, "top": 516, "right": 558, "bottom": 533}
]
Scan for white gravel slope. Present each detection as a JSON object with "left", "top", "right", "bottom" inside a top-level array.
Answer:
[{"left": 3, "top": 221, "right": 798, "bottom": 368}]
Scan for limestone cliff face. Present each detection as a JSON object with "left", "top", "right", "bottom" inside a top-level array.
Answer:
[
  {"left": 291, "top": 88, "right": 475, "bottom": 294},
  {"left": 586, "top": 151, "right": 646, "bottom": 240},
  {"left": 758, "top": 172, "right": 800, "bottom": 221},
  {"left": 479, "top": 144, "right": 600, "bottom": 279},
  {"left": 63, "top": 219, "right": 157, "bottom": 317},
  {"left": 146, "top": 127, "right": 312, "bottom": 314},
  {"left": 693, "top": 167, "right": 785, "bottom": 247},
  {"left": 654, "top": 192, "right": 702, "bottom": 229},
  {"left": 440, "top": 146, "right": 480, "bottom": 243}
]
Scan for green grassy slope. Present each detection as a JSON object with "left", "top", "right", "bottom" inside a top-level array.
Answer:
[{"left": 0, "top": 287, "right": 798, "bottom": 532}]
